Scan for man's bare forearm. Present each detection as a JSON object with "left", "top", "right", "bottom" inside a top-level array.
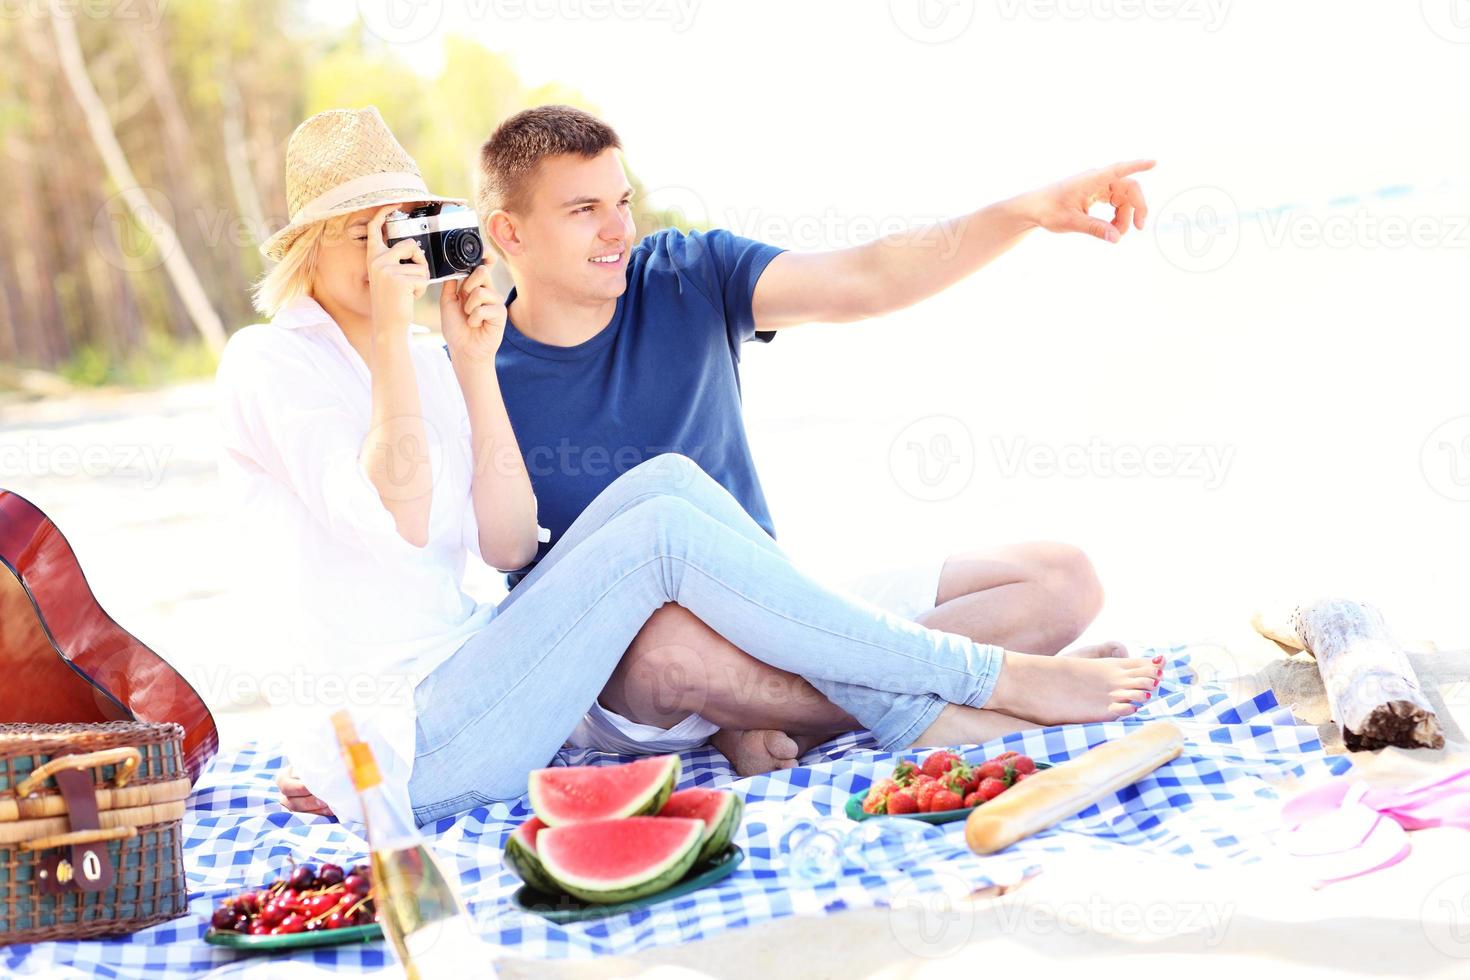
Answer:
[
  {"left": 456, "top": 361, "right": 540, "bottom": 570},
  {"left": 854, "top": 196, "right": 1037, "bottom": 317}
]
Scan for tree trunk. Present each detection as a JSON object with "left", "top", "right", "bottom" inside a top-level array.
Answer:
[{"left": 47, "top": 7, "right": 226, "bottom": 355}]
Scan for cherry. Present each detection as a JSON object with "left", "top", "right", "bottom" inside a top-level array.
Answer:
[
  {"left": 287, "top": 865, "right": 317, "bottom": 891},
  {"left": 258, "top": 901, "right": 285, "bottom": 927},
  {"left": 210, "top": 906, "right": 236, "bottom": 930},
  {"left": 276, "top": 913, "right": 307, "bottom": 934},
  {"left": 304, "top": 892, "right": 339, "bottom": 917},
  {"left": 343, "top": 874, "right": 370, "bottom": 897},
  {"left": 249, "top": 922, "right": 270, "bottom": 936},
  {"left": 236, "top": 891, "right": 261, "bottom": 915},
  {"left": 347, "top": 904, "right": 374, "bottom": 927},
  {"left": 324, "top": 911, "right": 346, "bottom": 930},
  {"left": 350, "top": 863, "right": 371, "bottom": 880},
  {"left": 317, "top": 863, "right": 345, "bottom": 888}
]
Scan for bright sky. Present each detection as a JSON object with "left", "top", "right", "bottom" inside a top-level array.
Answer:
[{"left": 319, "top": 0, "right": 1470, "bottom": 224}]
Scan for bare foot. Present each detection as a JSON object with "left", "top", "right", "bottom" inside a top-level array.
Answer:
[
  {"left": 277, "top": 766, "right": 334, "bottom": 818},
  {"left": 1058, "top": 640, "right": 1129, "bottom": 659},
  {"left": 710, "top": 729, "right": 814, "bottom": 777},
  {"left": 986, "top": 650, "right": 1161, "bottom": 726}
]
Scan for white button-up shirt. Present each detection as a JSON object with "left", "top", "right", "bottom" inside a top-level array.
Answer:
[{"left": 214, "top": 296, "right": 499, "bottom": 822}]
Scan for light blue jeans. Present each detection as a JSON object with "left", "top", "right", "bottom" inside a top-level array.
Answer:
[{"left": 407, "top": 454, "right": 1004, "bottom": 824}]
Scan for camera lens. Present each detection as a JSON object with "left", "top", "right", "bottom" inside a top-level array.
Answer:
[{"left": 444, "top": 229, "right": 483, "bottom": 271}]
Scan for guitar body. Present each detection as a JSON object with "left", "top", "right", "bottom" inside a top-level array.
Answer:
[{"left": 0, "top": 490, "right": 218, "bottom": 783}]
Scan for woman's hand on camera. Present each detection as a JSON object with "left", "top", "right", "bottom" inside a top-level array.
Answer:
[
  {"left": 440, "top": 256, "right": 507, "bottom": 365},
  {"left": 367, "top": 205, "right": 429, "bottom": 335}
]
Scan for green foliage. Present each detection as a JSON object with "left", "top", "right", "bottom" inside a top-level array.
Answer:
[{"left": 58, "top": 333, "right": 218, "bottom": 388}]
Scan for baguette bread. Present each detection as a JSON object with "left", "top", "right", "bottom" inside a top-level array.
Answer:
[{"left": 964, "top": 720, "right": 1184, "bottom": 855}]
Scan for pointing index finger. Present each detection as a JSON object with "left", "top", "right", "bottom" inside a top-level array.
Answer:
[{"left": 1110, "top": 159, "right": 1157, "bottom": 179}]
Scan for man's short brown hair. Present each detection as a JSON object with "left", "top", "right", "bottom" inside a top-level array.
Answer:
[{"left": 475, "top": 105, "right": 622, "bottom": 231}]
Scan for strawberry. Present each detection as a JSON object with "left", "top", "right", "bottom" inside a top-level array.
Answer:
[
  {"left": 920, "top": 751, "right": 961, "bottom": 779},
  {"left": 974, "top": 760, "right": 1006, "bottom": 782},
  {"left": 886, "top": 790, "right": 919, "bottom": 815},
  {"left": 914, "top": 779, "right": 940, "bottom": 812},
  {"left": 862, "top": 777, "right": 897, "bottom": 814},
  {"left": 978, "top": 777, "right": 1007, "bottom": 801},
  {"left": 963, "top": 790, "right": 984, "bottom": 808},
  {"left": 1012, "top": 755, "right": 1037, "bottom": 775},
  {"left": 941, "top": 763, "right": 973, "bottom": 794},
  {"left": 1014, "top": 771, "right": 1031, "bottom": 782},
  {"left": 892, "top": 760, "right": 919, "bottom": 786},
  {"left": 930, "top": 788, "right": 964, "bottom": 812},
  {"left": 993, "top": 751, "right": 1019, "bottom": 763}
]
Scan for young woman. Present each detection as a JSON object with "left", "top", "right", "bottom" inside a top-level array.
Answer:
[{"left": 218, "top": 107, "right": 1160, "bottom": 825}]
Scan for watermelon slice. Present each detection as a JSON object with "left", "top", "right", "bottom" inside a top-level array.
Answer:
[
  {"left": 537, "top": 816, "right": 705, "bottom": 904},
  {"left": 503, "top": 816, "right": 561, "bottom": 895},
  {"left": 658, "top": 788, "right": 743, "bottom": 864},
  {"left": 528, "top": 754, "right": 679, "bottom": 827}
]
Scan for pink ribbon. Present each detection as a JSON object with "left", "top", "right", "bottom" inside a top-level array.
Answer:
[{"left": 1278, "top": 767, "right": 1470, "bottom": 887}]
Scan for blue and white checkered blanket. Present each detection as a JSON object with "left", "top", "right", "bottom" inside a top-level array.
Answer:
[{"left": 5, "top": 649, "right": 1350, "bottom": 977}]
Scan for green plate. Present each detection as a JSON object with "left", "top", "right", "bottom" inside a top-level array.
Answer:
[
  {"left": 512, "top": 845, "right": 745, "bottom": 923},
  {"left": 204, "top": 921, "right": 383, "bottom": 951},
  {"left": 845, "top": 762, "right": 1052, "bottom": 825}
]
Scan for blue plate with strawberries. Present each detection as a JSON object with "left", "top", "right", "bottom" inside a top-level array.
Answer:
[{"left": 845, "top": 751, "right": 1050, "bottom": 825}]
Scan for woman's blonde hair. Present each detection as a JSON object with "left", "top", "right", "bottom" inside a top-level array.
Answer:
[{"left": 251, "top": 213, "right": 352, "bottom": 318}]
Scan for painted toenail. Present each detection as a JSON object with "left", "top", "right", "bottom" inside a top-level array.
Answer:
[{"left": 1152, "top": 655, "right": 1163, "bottom": 664}]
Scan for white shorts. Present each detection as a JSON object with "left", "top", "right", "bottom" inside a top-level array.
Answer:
[{"left": 563, "top": 557, "right": 947, "bottom": 755}]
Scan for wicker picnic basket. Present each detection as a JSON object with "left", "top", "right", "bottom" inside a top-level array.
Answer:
[{"left": 0, "top": 721, "right": 192, "bottom": 944}]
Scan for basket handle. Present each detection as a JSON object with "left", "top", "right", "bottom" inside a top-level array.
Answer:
[
  {"left": 16, "top": 747, "right": 142, "bottom": 797},
  {"left": 19, "top": 825, "right": 136, "bottom": 852}
]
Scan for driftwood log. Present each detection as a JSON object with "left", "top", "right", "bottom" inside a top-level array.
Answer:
[{"left": 1292, "top": 599, "right": 1444, "bottom": 750}]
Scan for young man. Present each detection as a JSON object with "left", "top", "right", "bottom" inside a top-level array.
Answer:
[{"left": 449, "top": 104, "right": 1153, "bottom": 777}]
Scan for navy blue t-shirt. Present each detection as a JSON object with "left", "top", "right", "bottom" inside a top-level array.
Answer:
[{"left": 494, "top": 228, "right": 787, "bottom": 586}]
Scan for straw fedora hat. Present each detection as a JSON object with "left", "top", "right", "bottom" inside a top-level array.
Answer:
[{"left": 261, "top": 106, "right": 464, "bottom": 261}]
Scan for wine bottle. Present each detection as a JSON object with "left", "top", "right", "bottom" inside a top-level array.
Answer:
[{"left": 331, "top": 711, "right": 487, "bottom": 978}]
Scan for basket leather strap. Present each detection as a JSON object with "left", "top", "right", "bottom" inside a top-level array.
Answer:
[{"left": 36, "top": 768, "right": 114, "bottom": 895}]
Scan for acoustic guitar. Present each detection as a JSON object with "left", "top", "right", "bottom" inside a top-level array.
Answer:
[{"left": 0, "top": 489, "right": 218, "bottom": 783}]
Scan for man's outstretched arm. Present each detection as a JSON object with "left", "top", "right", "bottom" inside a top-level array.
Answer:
[{"left": 750, "top": 159, "right": 1155, "bottom": 330}]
